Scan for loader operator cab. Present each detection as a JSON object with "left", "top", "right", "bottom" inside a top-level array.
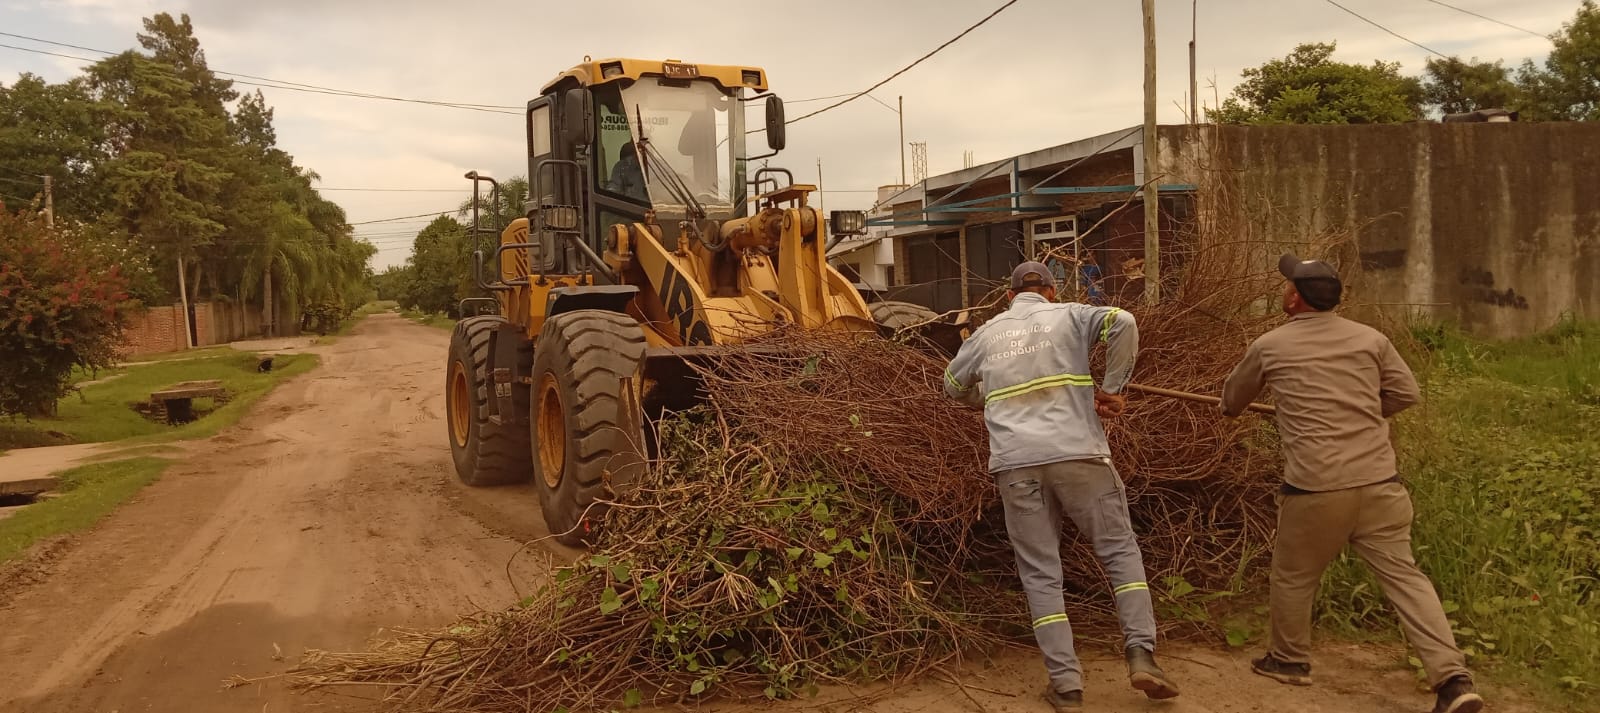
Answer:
[{"left": 592, "top": 80, "right": 748, "bottom": 218}]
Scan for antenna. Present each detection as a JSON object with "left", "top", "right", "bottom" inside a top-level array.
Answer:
[{"left": 910, "top": 142, "right": 928, "bottom": 183}]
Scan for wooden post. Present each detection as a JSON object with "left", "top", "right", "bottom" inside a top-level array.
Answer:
[
  {"left": 41, "top": 175, "right": 54, "bottom": 228},
  {"left": 1142, "top": 0, "right": 1162, "bottom": 305},
  {"left": 898, "top": 96, "right": 906, "bottom": 186},
  {"left": 1190, "top": 0, "right": 1199, "bottom": 123},
  {"left": 177, "top": 254, "right": 194, "bottom": 349}
]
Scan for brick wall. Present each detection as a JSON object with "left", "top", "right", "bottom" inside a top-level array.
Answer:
[{"left": 120, "top": 304, "right": 191, "bottom": 356}]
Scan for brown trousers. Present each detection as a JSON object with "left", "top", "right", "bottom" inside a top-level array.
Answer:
[{"left": 1270, "top": 481, "right": 1469, "bottom": 689}]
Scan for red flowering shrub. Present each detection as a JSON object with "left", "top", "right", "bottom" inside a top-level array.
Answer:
[{"left": 0, "top": 208, "right": 130, "bottom": 417}]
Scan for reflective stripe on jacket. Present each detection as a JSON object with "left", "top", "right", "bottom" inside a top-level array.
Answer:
[{"left": 942, "top": 292, "right": 1138, "bottom": 473}]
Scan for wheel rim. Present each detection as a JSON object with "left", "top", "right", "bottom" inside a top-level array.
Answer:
[
  {"left": 448, "top": 361, "right": 471, "bottom": 449},
  {"left": 536, "top": 372, "right": 566, "bottom": 489}
]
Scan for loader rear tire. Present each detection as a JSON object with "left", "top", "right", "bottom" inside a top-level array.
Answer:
[
  {"left": 869, "top": 300, "right": 938, "bottom": 335},
  {"left": 531, "top": 310, "right": 647, "bottom": 547},
  {"left": 446, "top": 315, "right": 532, "bottom": 486}
]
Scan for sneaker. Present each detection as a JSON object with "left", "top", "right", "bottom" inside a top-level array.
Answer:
[
  {"left": 1041, "top": 687, "right": 1083, "bottom": 711},
  {"left": 1251, "top": 653, "right": 1312, "bottom": 686},
  {"left": 1432, "top": 676, "right": 1484, "bottom": 713},
  {"left": 1126, "top": 646, "right": 1181, "bottom": 699}
]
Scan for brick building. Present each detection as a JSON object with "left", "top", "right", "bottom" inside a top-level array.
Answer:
[{"left": 849, "top": 126, "right": 1197, "bottom": 313}]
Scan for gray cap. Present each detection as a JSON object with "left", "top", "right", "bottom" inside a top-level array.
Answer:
[
  {"left": 1279, "top": 253, "right": 1342, "bottom": 310},
  {"left": 1011, "top": 261, "right": 1056, "bottom": 290}
]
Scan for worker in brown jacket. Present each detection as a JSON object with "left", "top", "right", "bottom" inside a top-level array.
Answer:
[{"left": 1220, "top": 255, "right": 1484, "bottom": 713}]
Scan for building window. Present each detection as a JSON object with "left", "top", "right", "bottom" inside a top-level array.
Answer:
[
  {"left": 885, "top": 266, "right": 896, "bottom": 286},
  {"left": 837, "top": 262, "right": 862, "bottom": 283}
]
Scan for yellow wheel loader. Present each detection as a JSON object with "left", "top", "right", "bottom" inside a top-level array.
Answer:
[{"left": 444, "top": 58, "right": 954, "bottom": 546}]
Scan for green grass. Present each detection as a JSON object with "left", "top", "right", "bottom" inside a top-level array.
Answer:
[
  {"left": 0, "top": 457, "right": 172, "bottom": 564},
  {"left": 1317, "top": 318, "right": 1600, "bottom": 706},
  {"left": 400, "top": 308, "right": 457, "bottom": 331},
  {"left": 0, "top": 352, "right": 319, "bottom": 449}
]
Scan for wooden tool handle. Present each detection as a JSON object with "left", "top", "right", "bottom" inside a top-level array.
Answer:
[{"left": 1124, "top": 383, "right": 1277, "bottom": 415}]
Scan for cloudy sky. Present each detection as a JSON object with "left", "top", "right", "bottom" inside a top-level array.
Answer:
[{"left": 1, "top": 0, "right": 1578, "bottom": 268}]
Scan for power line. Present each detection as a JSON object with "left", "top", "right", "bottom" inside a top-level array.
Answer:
[
  {"left": 317, "top": 187, "right": 466, "bottom": 193},
  {"left": 0, "top": 175, "right": 43, "bottom": 187},
  {"left": 0, "top": 33, "right": 519, "bottom": 115},
  {"left": 1321, "top": 0, "right": 1446, "bottom": 57},
  {"left": 1419, "top": 0, "right": 1548, "bottom": 40},
  {"left": 787, "top": 0, "right": 1021, "bottom": 125},
  {"left": 348, "top": 210, "right": 458, "bottom": 226}
]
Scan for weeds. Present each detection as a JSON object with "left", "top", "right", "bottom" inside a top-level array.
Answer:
[{"left": 1319, "top": 319, "right": 1600, "bottom": 702}]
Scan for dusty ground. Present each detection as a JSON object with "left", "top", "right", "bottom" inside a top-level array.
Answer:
[{"left": 0, "top": 314, "right": 1534, "bottom": 713}]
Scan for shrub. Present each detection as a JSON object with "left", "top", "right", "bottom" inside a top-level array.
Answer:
[{"left": 0, "top": 208, "right": 130, "bottom": 417}]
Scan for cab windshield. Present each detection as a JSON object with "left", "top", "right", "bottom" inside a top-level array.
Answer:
[{"left": 594, "top": 80, "right": 746, "bottom": 219}]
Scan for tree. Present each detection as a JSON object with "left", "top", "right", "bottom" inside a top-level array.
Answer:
[
  {"left": 0, "top": 208, "right": 130, "bottom": 417},
  {"left": 402, "top": 215, "right": 472, "bottom": 316},
  {"left": 1213, "top": 42, "right": 1424, "bottom": 124},
  {"left": 1518, "top": 0, "right": 1600, "bottom": 121},
  {"left": 0, "top": 74, "right": 108, "bottom": 222},
  {"left": 1422, "top": 57, "right": 1522, "bottom": 116},
  {"left": 372, "top": 265, "right": 412, "bottom": 301}
]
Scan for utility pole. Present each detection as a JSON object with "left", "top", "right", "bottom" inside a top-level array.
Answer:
[
  {"left": 1142, "top": 0, "right": 1161, "bottom": 305},
  {"left": 816, "top": 158, "right": 825, "bottom": 218},
  {"left": 898, "top": 95, "right": 906, "bottom": 186},
  {"left": 41, "top": 175, "right": 54, "bottom": 228},
  {"left": 1190, "top": 0, "right": 1199, "bottom": 123}
]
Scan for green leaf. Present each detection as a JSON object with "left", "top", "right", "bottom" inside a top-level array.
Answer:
[
  {"left": 708, "top": 528, "right": 726, "bottom": 547},
  {"left": 810, "top": 502, "right": 831, "bottom": 522},
  {"left": 764, "top": 686, "right": 779, "bottom": 699},
  {"left": 849, "top": 413, "right": 861, "bottom": 427},
  {"left": 622, "top": 688, "right": 642, "bottom": 708},
  {"left": 1225, "top": 629, "right": 1249, "bottom": 648},
  {"left": 690, "top": 679, "right": 708, "bottom": 695},
  {"left": 813, "top": 552, "right": 835, "bottom": 569},
  {"left": 742, "top": 550, "right": 762, "bottom": 569},
  {"left": 786, "top": 547, "right": 805, "bottom": 561},
  {"left": 640, "top": 577, "right": 661, "bottom": 601},
  {"left": 610, "top": 563, "right": 631, "bottom": 582},
  {"left": 589, "top": 554, "right": 612, "bottom": 567},
  {"left": 599, "top": 587, "right": 622, "bottom": 614},
  {"left": 822, "top": 527, "right": 838, "bottom": 541}
]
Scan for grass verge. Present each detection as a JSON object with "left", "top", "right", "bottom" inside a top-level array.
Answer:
[
  {"left": 0, "top": 457, "right": 172, "bottom": 564},
  {"left": 0, "top": 352, "right": 318, "bottom": 449},
  {"left": 1317, "top": 318, "right": 1600, "bottom": 706}
]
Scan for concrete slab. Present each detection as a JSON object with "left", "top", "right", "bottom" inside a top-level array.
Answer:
[{"left": 0, "top": 476, "right": 56, "bottom": 497}]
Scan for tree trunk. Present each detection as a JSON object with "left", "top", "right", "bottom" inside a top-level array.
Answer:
[{"left": 262, "top": 268, "right": 275, "bottom": 338}]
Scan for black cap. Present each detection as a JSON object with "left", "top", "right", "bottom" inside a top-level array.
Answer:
[
  {"left": 1279, "top": 253, "right": 1342, "bottom": 310},
  {"left": 1011, "top": 261, "right": 1056, "bottom": 290}
]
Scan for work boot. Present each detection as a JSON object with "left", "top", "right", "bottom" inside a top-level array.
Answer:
[
  {"left": 1041, "top": 687, "right": 1084, "bottom": 711},
  {"left": 1432, "top": 676, "right": 1484, "bottom": 713},
  {"left": 1126, "top": 646, "right": 1180, "bottom": 699},
  {"left": 1251, "top": 653, "right": 1312, "bottom": 686}
]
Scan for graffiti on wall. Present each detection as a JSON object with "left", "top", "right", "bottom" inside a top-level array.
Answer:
[{"left": 1459, "top": 267, "right": 1530, "bottom": 310}]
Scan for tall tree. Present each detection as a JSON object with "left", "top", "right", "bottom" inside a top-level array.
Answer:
[
  {"left": 0, "top": 74, "right": 108, "bottom": 221},
  {"left": 1518, "top": 0, "right": 1600, "bottom": 121},
  {"left": 1213, "top": 42, "right": 1424, "bottom": 124},
  {"left": 85, "top": 51, "right": 232, "bottom": 316},
  {"left": 1423, "top": 57, "right": 1522, "bottom": 116}
]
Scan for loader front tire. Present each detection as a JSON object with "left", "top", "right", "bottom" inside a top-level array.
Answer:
[
  {"left": 446, "top": 315, "right": 532, "bottom": 486},
  {"left": 531, "top": 310, "right": 647, "bottom": 547}
]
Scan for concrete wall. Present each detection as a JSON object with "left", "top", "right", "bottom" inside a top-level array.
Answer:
[{"left": 1197, "top": 123, "right": 1600, "bottom": 339}]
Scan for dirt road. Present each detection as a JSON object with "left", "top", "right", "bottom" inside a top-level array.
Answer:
[
  {"left": 0, "top": 314, "right": 557, "bottom": 712},
  {"left": 0, "top": 314, "right": 1533, "bottom": 713}
]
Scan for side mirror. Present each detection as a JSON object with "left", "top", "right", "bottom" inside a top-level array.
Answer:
[
  {"left": 560, "top": 88, "right": 594, "bottom": 148},
  {"left": 765, "top": 94, "right": 786, "bottom": 152}
]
